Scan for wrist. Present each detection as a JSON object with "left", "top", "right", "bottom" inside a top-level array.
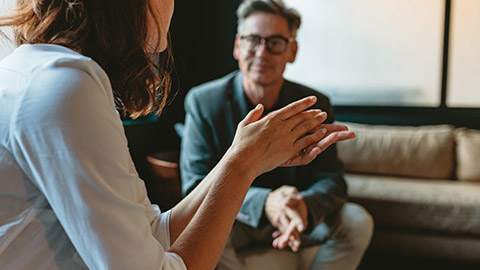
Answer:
[{"left": 222, "top": 146, "right": 260, "bottom": 184}]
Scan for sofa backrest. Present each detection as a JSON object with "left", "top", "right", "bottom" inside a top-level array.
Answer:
[
  {"left": 336, "top": 122, "right": 456, "bottom": 179},
  {"left": 455, "top": 128, "right": 480, "bottom": 181}
]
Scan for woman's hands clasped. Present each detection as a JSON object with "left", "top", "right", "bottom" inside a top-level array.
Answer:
[{"left": 228, "top": 96, "right": 355, "bottom": 179}]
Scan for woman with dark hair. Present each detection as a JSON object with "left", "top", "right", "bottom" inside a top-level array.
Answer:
[{"left": 0, "top": 0, "right": 354, "bottom": 269}]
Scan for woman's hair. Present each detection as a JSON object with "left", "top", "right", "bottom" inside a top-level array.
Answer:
[
  {"left": 236, "top": 0, "right": 301, "bottom": 38},
  {"left": 0, "top": 0, "right": 173, "bottom": 118}
]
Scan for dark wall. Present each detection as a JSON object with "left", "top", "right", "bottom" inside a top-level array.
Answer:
[
  {"left": 123, "top": 0, "right": 242, "bottom": 205},
  {"left": 165, "top": 0, "right": 242, "bottom": 127},
  {"left": 125, "top": 0, "right": 242, "bottom": 146}
]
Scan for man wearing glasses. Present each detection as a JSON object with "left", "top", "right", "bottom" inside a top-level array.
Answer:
[{"left": 180, "top": 0, "right": 373, "bottom": 269}]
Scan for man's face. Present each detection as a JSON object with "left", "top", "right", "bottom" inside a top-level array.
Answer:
[{"left": 234, "top": 12, "right": 297, "bottom": 87}]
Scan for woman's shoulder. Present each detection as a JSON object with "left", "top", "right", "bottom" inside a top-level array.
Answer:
[
  {"left": 5, "top": 44, "right": 117, "bottom": 129},
  {"left": 14, "top": 44, "right": 113, "bottom": 103},
  {"left": 6, "top": 44, "right": 109, "bottom": 91},
  {"left": 5, "top": 44, "right": 90, "bottom": 70}
]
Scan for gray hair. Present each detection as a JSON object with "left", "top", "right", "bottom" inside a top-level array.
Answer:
[{"left": 236, "top": 0, "right": 302, "bottom": 38}]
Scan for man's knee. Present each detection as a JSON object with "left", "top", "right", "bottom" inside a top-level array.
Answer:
[{"left": 341, "top": 202, "right": 374, "bottom": 248}]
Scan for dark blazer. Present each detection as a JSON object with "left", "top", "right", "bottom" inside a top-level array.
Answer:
[{"left": 180, "top": 70, "right": 347, "bottom": 230}]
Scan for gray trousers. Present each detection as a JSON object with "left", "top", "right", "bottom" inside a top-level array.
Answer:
[{"left": 218, "top": 202, "right": 374, "bottom": 270}]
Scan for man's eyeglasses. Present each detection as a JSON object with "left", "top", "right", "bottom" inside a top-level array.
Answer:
[{"left": 239, "top": 35, "right": 295, "bottom": 55}]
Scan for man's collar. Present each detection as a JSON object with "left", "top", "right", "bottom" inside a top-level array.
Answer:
[{"left": 235, "top": 71, "right": 290, "bottom": 115}]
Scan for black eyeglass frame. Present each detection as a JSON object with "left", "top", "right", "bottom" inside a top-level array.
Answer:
[{"left": 239, "top": 34, "right": 295, "bottom": 55}]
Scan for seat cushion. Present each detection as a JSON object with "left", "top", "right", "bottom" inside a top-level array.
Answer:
[
  {"left": 336, "top": 122, "right": 455, "bottom": 179},
  {"left": 345, "top": 174, "right": 480, "bottom": 236}
]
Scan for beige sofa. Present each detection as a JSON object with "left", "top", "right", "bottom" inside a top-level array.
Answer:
[
  {"left": 336, "top": 122, "right": 480, "bottom": 263},
  {"left": 149, "top": 122, "right": 480, "bottom": 268},
  {"left": 239, "top": 122, "right": 480, "bottom": 268}
]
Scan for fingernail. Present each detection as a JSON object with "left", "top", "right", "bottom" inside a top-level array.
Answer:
[
  {"left": 309, "top": 96, "right": 316, "bottom": 102},
  {"left": 321, "top": 128, "right": 327, "bottom": 133},
  {"left": 256, "top": 104, "right": 262, "bottom": 109}
]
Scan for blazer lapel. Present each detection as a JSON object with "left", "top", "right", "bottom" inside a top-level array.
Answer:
[{"left": 225, "top": 71, "right": 249, "bottom": 143}]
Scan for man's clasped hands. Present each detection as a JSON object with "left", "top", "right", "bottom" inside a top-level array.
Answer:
[{"left": 266, "top": 185, "right": 323, "bottom": 252}]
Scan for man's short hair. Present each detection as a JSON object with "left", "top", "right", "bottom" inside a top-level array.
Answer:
[{"left": 236, "top": 0, "right": 302, "bottom": 38}]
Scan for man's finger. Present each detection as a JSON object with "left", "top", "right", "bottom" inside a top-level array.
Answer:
[
  {"left": 278, "top": 212, "right": 290, "bottom": 233},
  {"left": 284, "top": 192, "right": 303, "bottom": 207},
  {"left": 288, "top": 233, "right": 301, "bottom": 252},
  {"left": 272, "top": 230, "right": 282, "bottom": 239},
  {"left": 284, "top": 206, "right": 305, "bottom": 232},
  {"left": 277, "top": 221, "right": 300, "bottom": 249}
]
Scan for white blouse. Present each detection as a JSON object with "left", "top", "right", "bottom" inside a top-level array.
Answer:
[{"left": 0, "top": 44, "right": 186, "bottom": 270}]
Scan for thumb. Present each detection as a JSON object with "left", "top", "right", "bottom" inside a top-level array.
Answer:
[{"left": 239, "top": 104, "right": 264, "bottom": 127}]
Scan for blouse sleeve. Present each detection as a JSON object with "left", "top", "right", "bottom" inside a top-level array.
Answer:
[{"left": 10, "top": 57, "right": 186, "bottom": 270}]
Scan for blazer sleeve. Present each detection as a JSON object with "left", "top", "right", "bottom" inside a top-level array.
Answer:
[
  {"left": 236, "top": 186, "right": 271, "bottom": 228},
  {"left": 180, "top": 90, "right": 220, "bottom": 196}
]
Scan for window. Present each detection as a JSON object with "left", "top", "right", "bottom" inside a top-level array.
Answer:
[
  {"left": 446, "top": 0, "right": 480, "bottom": 107},
  {"left": 283, "top": 0, "right": 446, "bottom": 107}
]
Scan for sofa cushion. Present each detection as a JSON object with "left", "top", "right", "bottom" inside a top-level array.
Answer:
[
  {"left": 345, "top": 173, "right": 480, "bottom": 236},
  {"left": 336, "top": 122, "right": 455, "bottom": 179},
  {"left": 456, "top": 128, "right": 480, "bottom": 181}
]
